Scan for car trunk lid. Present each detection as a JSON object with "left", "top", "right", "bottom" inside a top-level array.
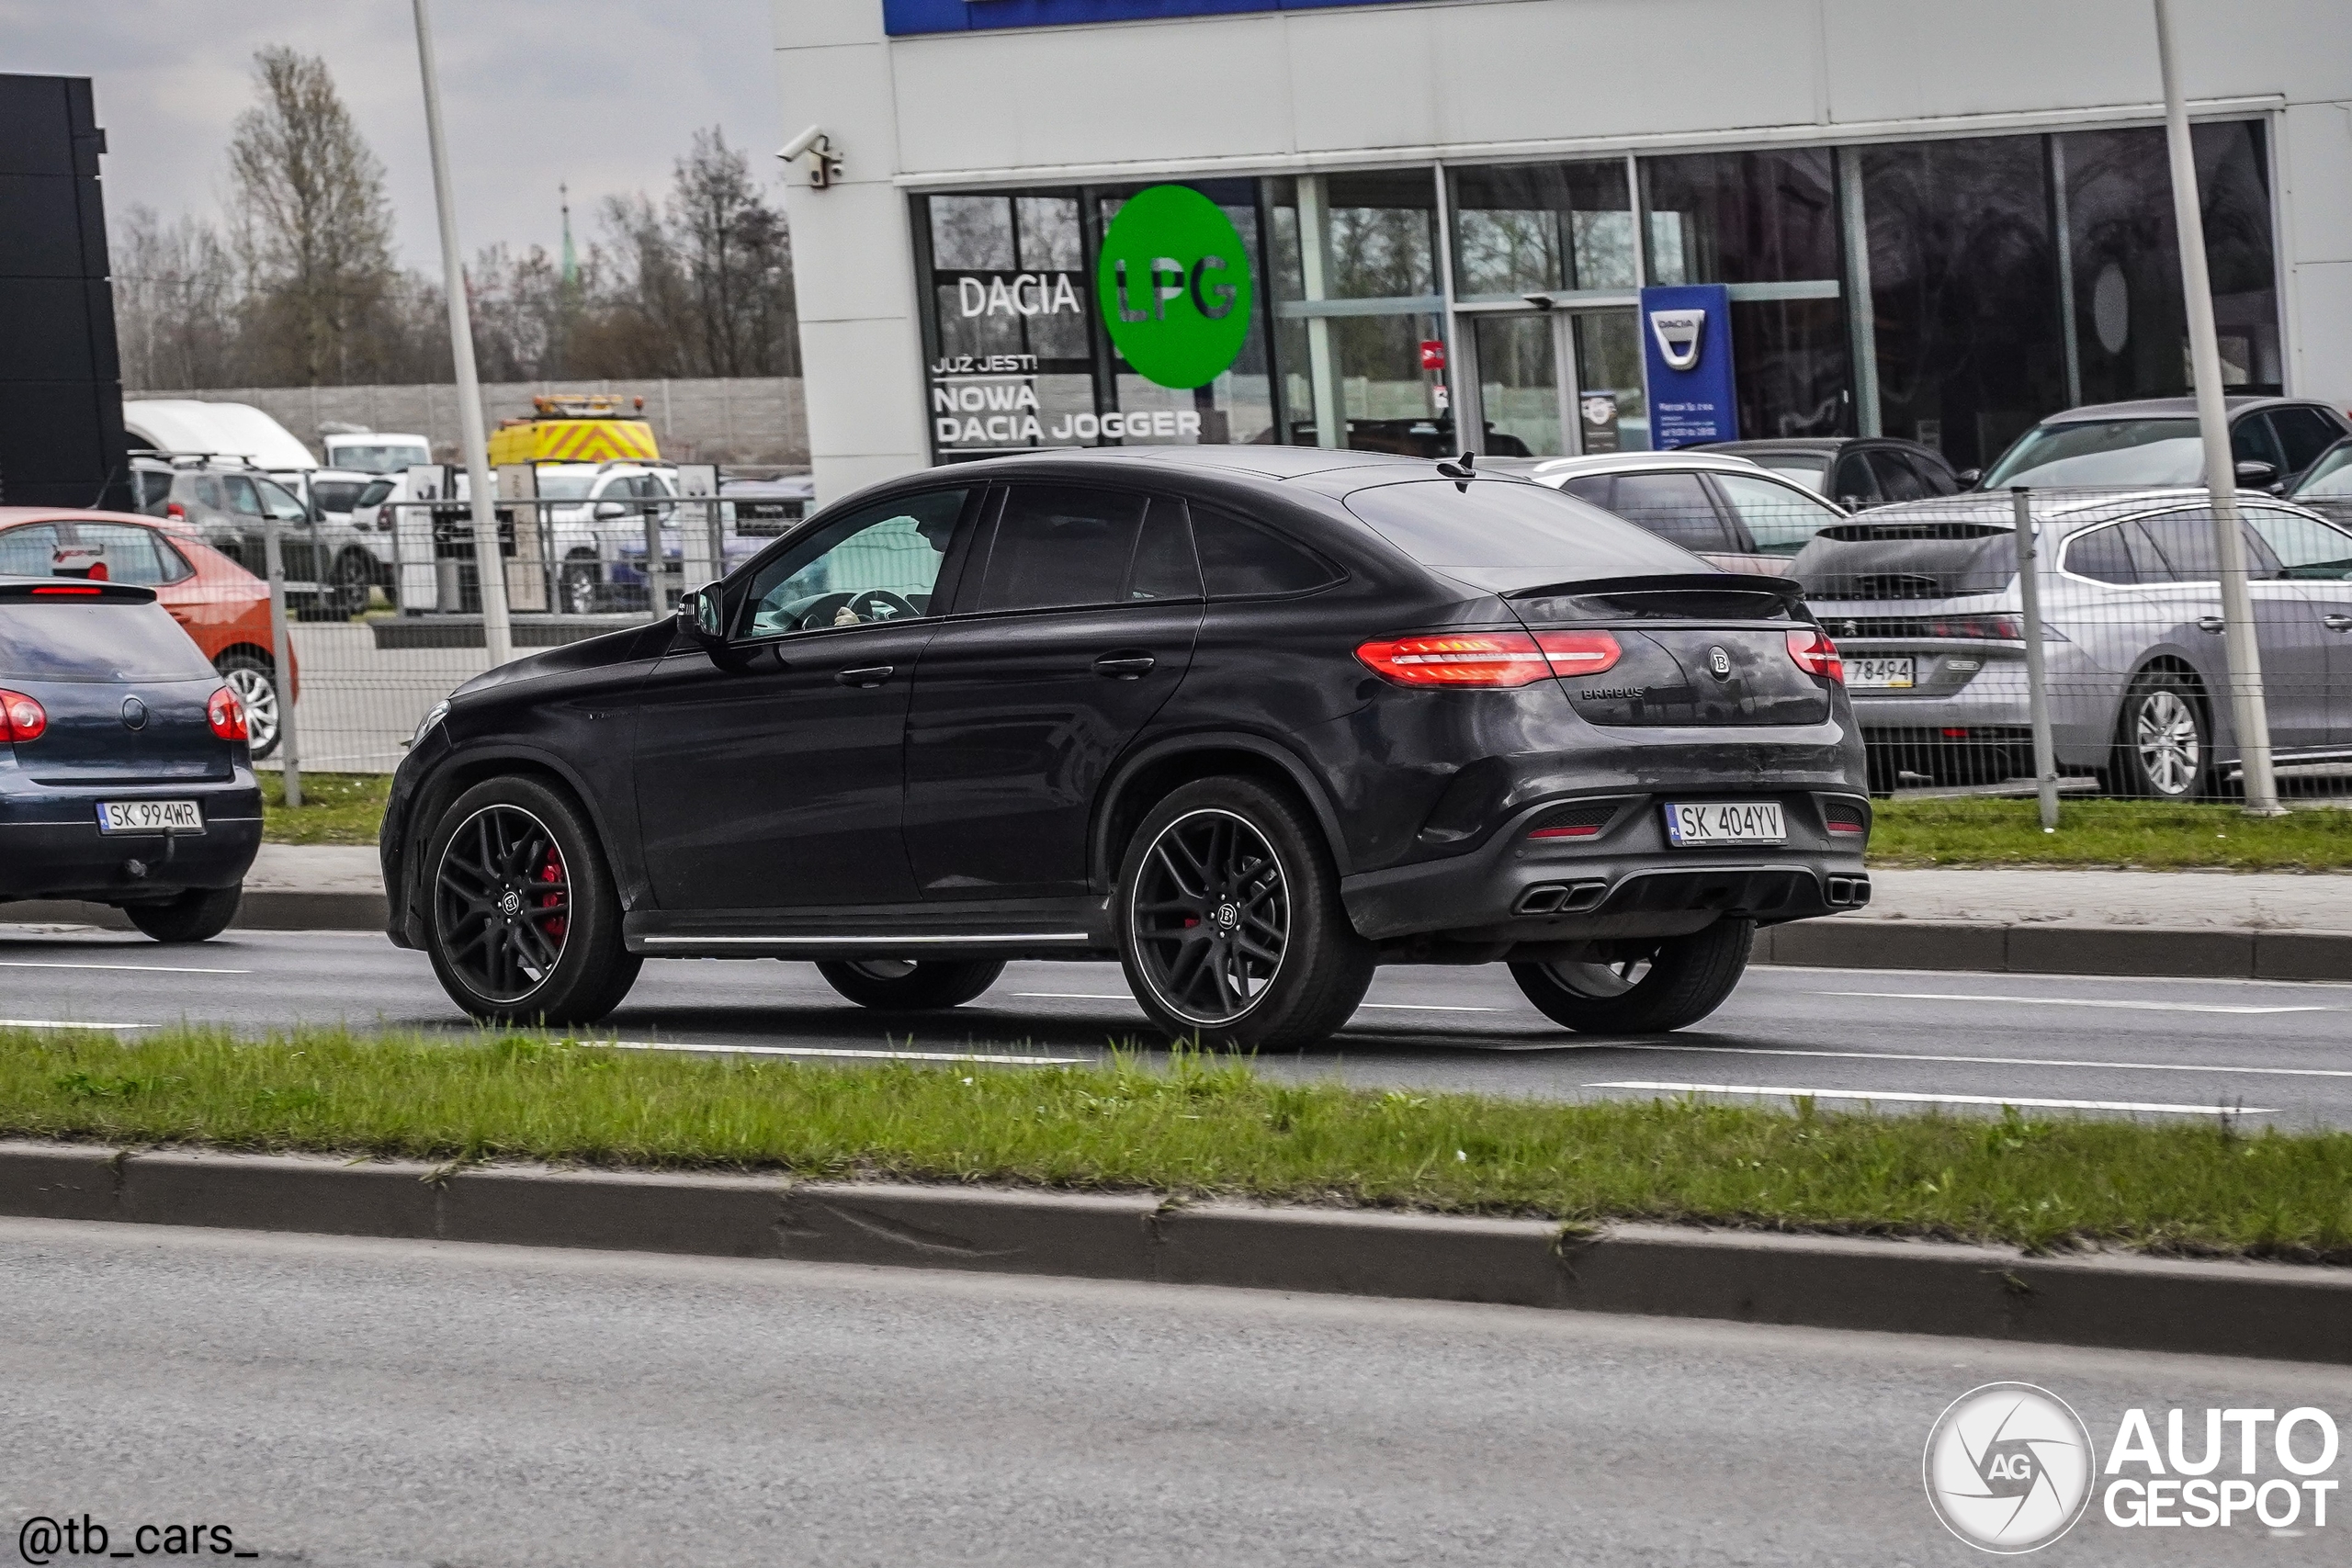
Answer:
[
  {"left": 1500, "top": 574, "right": 1831, "bottom": 727},
  {"left": 0, "top": 584, "right": 235, "bottom": 783}
]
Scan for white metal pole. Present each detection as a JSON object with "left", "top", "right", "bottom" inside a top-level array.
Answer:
[
  {"left": 261, "top": 513, "right": 301, "bottom": 808},
  {"left": 2154, "top": 0, "right": 2278, "bottom": 813},
  {"left": 2011, "top": 489, "right": 2059, "bottom": 833},
  {"left": 412, "top": 0, "right": 513, "bottom": 667}
]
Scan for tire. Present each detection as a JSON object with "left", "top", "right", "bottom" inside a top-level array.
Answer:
[
  {"left": 2110, "top": 670, "right": 2211, "bottom": 800},
  {"left": 560, "top": 558, "right": 603, "bottom": 615},
  {"left": 1115, "top": 776, "right": 1374, "bottom": 1050},
  {"left": 1510, "top": 918, "right": 1754, "bottom": 1034},
  {"left": 816, "top": 958, "right": 1005, "bottom": 1010},
  {"left": 214, "top": 651, "right": 281, "bottom": 761},
  {"left": 124, "top": 885, "right": 242, "bottom": 943},
  {"left": 328, "top": 550, "right": 374, "bottom": 617},
  {"left": 421, "top": 774, "right": 641, "bottom": 1025}
]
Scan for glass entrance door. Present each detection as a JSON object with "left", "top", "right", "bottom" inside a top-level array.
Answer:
[{"left": 1474, "top": 309, "right": 1649, "bottom": 457}]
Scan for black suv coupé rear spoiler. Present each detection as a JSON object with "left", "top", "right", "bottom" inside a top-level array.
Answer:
[{"left": 1499, "top": 572, "right": 1804, "bottom": 619}]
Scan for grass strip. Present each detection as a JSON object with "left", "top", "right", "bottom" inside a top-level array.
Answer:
[
  {"left": 6, "top": 1025, "right": 2348, "bottom": 1262},
  {"left": 1868, "top": 796, "right": 2352, "bottom": 872},
  {"left": 261, "top": 772, "right": 392, "bottom": 845}
]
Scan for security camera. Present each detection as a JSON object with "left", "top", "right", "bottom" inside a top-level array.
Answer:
[{"left": 775, "top": 126, "right": 842, "bottom": 188}]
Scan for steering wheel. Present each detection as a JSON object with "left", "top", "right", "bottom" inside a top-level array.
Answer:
[{"left": 810, "top": 589, "right": 919, "bottom": 629}]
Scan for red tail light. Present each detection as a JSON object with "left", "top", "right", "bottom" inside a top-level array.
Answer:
[
  {"left": 164, "top": 502, "right": 187, "bottom": 521},
  {"left": 207, "top": 686, "right": 248, "bottom": 741},
  {"left": 1356, "top": 629, "right": 1622, "bottom": 688},
  {"left": 1533, "top": 630, "right": 1621, "bottom": 675},
  {"left": 1, "top": 688, "right": 47, "bottom": 743},
  {"left": 1786, "top": 627, "right": 1844, "bottom": 682},
  {"left": 1357, "top": 632, "right": 1551, "bottom": 687}
]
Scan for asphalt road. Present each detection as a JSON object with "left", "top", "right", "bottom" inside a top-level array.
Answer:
[
  {"left": 1, "top": 1218, "right": 2343, "bottom": 1567},
  {"left": 5, "top": 923, "right": 2349, "bottom": 1128}
]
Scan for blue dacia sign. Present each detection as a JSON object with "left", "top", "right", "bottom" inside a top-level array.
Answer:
[
  {"left": 884, "top": 1, "right": 1420, "bottom": 35},
  {"left": 1638, "top": 283, "right": 1738, "bottom": 448}
]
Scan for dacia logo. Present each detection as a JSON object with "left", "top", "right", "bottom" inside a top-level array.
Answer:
[{"left": 1648, "top": 307, "right": 1706, "bottom": 371}]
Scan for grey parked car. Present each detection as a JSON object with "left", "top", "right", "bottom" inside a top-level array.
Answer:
[
  {"left": 1792, "top": 490, "right": 2352, "bottom": 795},
  {"left": 2284, "top": 436, "right": 2352, "bottom": 531},
  {"left": 1493, "top": 450, "right": 1849, "bottom": 576},
  {"left": 1978, "top": 396, "right": 2350, "bottom": 492}
]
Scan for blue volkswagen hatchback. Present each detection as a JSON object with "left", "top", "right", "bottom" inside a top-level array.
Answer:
[{"left": 0, "top": 577, "right": 264, "bottom": 941}]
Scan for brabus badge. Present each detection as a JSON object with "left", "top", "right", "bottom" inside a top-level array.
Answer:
[
  {"left": 1648, "top": 308, "right": 1706, "bottom": 372},
  {"left": 1707, "top": 646, "right": 1733, "bottom": 680}
]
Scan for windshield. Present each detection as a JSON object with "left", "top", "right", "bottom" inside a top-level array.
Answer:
[
  {"left": 1749, "top": 455, "right": 1831, "bottom": 492},
  {"left": 331, "top": 442, "right": 431, "bottom": 474},
  {"left": 2293, "top": 443, "right": 2352, "bottom": 501},
  {"left": 1981, "top": 418, "right": 2202, "bottom": 488},
  {"left": 1343, "top": 479, "right": 1702, "bottom": 574}
]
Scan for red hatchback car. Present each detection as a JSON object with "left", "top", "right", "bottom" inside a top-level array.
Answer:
[{"left": 0, "top": 508, "right": 300, "bottom": 758}]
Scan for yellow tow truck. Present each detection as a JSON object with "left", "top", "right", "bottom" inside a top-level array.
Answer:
[{"left": 486, "top": 393, "right": 662, "bottom": 466}]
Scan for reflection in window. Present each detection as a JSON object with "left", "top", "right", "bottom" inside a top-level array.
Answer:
[
  {"left": 1732, "top": 299, "right": 1850, "bottom": 440},
  {"left": 2060, "top": 122, "right": 2280, "bottom": 401},
  {"left": 1639, "top": 149, "right": 1840, "bottom": 285},
  {"left": 1860, "top": 136, "right": 2064, "bottom": 471},
  {"left": 1451, "top": 161, "right": 1634, "bottom": 298}
]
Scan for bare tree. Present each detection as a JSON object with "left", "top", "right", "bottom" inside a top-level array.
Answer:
[
  {"left": 227, "top": 46, "right": 399, "bottom": 385},
  {"left": 111, "top": 204, "right": 246, "bottom": 390}
]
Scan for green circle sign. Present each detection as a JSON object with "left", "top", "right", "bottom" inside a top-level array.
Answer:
[{"left": 1097, "top": 185, "right": 1253, "bottom": 390}]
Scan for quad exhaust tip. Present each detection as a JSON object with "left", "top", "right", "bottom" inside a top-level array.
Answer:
[{"left": 1824, "top": 874, "right": 1872, "bottom": 908}]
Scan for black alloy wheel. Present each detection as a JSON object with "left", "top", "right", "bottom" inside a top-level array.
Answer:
[
  {"left": 424, "top": 776, "right": 640, "bottom": 1024},
  {"left": 816, "top": 958, "right": 1006, "bottom": 1010},
  {"left": 1510, "top": 918, "right": 1755, "bottom": 1034},
  {"left": 329, "top": 550, "right": 375, "bottom": 617},
  {"left": 1116, "top": 777, "right": 1374, "bottom": 1049}
]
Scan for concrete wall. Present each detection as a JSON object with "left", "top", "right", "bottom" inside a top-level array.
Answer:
[
  {"left": 126, "top": 378, "right": 810, "bottom": 468},
  {"left": 775, "top": 0, "right": 2352, "bottom": 489}
]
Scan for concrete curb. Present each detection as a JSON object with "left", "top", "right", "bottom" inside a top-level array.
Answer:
[
  {"left": 0, "top": 896, "right": 2343, "bottom": 982},
  {"left": 1, "top": 890, "right": 389, "bottom": 933},
  {"left": 1756, "top": 919, "right": 2352, "bottom": 981},
  {"left": 3, "top": 1142, "right": 2344, "bottom": 1364}
]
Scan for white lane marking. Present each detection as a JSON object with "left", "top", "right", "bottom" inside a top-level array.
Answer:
[
  {"left": 1011, "top": 991, "right": 1502, "bottom": 1014},
  {"left": 0, "top": 959, "right": 251, "bottom": 975},
  {"left": 1822, "top": 990, "right": 2330, "bottom": 1015},
  {"left": 1586, "top": 1081, "right": 2274, "bottom": 1116},
  {"left": 1548, "top": 1041, "right": 2352, "bottom": 1080},
  {"left": 603, "top": 1040, "right": 1084, "bottom": 1066},
  {"left": 0, "top": 1019, "right": 158, "bottom": 1030}
]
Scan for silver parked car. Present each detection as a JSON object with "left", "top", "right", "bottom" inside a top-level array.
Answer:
[
  {"left": 1491, "top": 450, "right": 1849, "bottom": 576},
  {"left": 2284, "top": 436, "right": 2352, "bottom": 532},
  {"left": 1792, "top": 490, "right": 2352, "bottom": 795}
]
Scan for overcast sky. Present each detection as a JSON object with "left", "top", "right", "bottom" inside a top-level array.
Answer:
[{"left": 2, "top": 0, "right": 785, "bottom": 268}]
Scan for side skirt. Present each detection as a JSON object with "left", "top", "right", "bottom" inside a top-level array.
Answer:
[{"left": 625, "top": 897, "right": 1114, "bottom": 961}]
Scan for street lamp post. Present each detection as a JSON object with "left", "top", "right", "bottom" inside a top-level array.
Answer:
[
  {"left": 411, "top": 0, "right": 513, "bottom": 668},
  {"left": 2153, "top": 0, "right": 2280, "bottom": 814}
]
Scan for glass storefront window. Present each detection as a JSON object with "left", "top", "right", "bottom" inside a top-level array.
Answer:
[
  {"left": 2060, "top": 120, "right": 2281, "bottom": 403},
  {"left": 1640, "top": 148, "right": 1841, "bottom": 285},
  {"left": 1451, "top": 161, "right": 1634, "bottom": 299},
  {"left": 1859, "top": 135, "right": 2064, "bottom": 470}
]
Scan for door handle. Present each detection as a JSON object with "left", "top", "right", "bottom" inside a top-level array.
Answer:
[
  {"left": 834, "top": 664, "right": 895, "bottom": 687},
  {"left": 2326, "top": 615, "right": 2352, "bottom": 634},
  {"left": 1091, "top": 654, "right": 1157, "bottom": 680},
  {"left": 2196, "top": 615, "right": 2226, "bottom": 634}
]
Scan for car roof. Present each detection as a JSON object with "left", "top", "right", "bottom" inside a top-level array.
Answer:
[
  {"left": 1487, "top": 450, "right": 1775, "bottom": 481},
  {"left": 918, "top": 445, "right": 1460, "bottom": 487},
  {"left": 2037, "top": 395, "right": 2312, "bottom": 424},
  {"left": 1849, "top": 487, "right": 2341, "bottom": 535}
]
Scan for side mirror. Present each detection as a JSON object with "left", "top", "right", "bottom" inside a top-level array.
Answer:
[
  {"left": 1954, "top": 468, "right": 1983, "bottom": 489},
  {"left": 2235, "top": 459, "right": 2279, "bottom": 486},
  {"left": 593, "top": 500, "right": 629, "bottom": 522},
  {"left": 681, "top": 581, "right": 726, "bottom": 645}
]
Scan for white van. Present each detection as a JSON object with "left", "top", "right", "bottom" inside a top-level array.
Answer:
[
  {"left": 322, "top": 431, "right": 433, "bottom": 475},
  {"left": 122, "top": 400, "right": 317, "bottom": 470}
]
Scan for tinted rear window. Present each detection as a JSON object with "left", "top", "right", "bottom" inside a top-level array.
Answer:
[
  {"left": 1344, "top": 479, "right": 1700, "bottom": 573},
  {"left": 1190, "top": 506, "right": 1337, "bottom": 597},
  {"left": 0, "top": 600, "right": 215, "bottom": 682}
]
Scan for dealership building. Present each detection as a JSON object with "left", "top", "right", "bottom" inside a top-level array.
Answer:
[{"left": 773, "top": 0, "right": 2352, "bottom": 498}]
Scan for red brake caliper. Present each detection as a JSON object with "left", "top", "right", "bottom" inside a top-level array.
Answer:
[{"left": 537, "top": 846, "right": 567, "bottom": 941}]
